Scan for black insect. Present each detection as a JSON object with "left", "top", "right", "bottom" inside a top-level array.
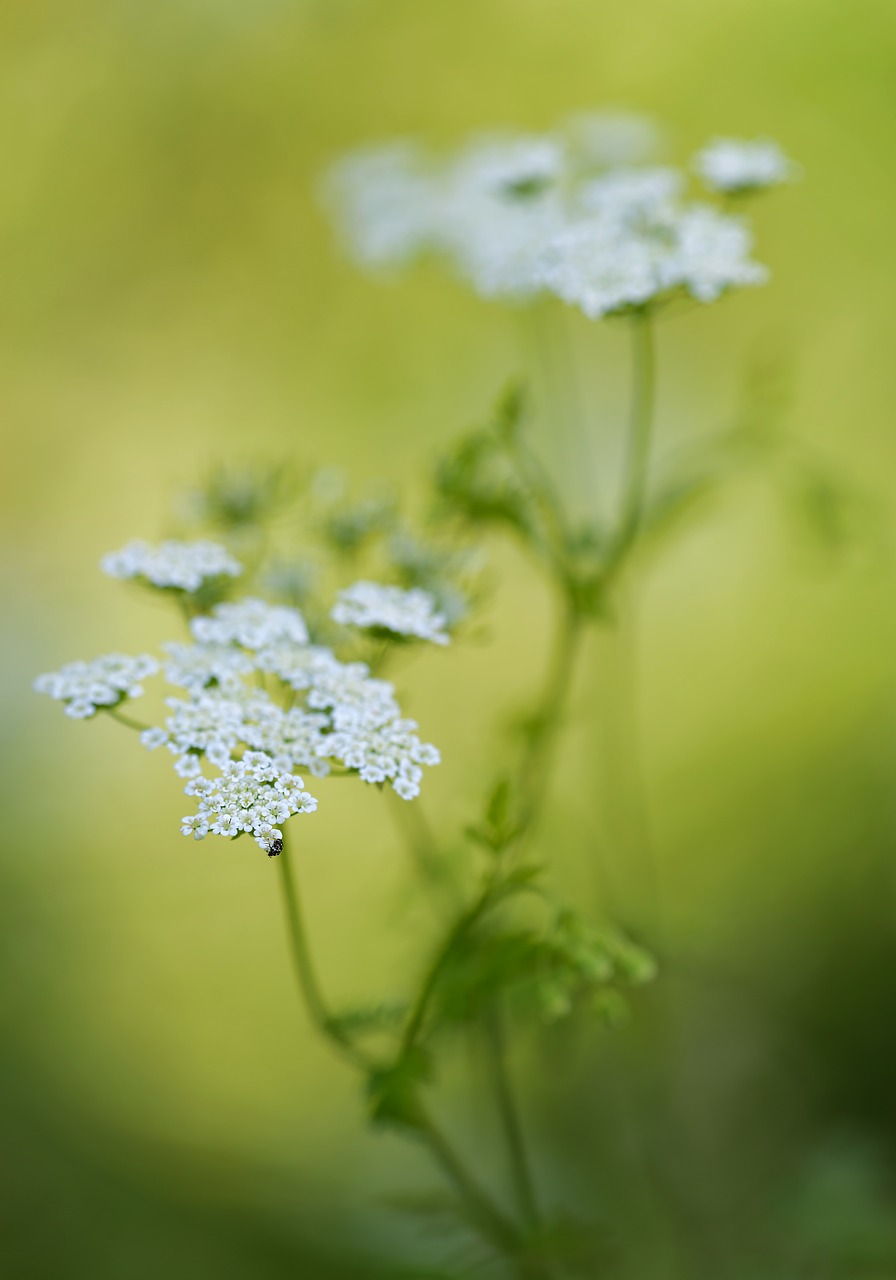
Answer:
[{"left": 267, "top": 838, "right": 284, "bottom": 857}]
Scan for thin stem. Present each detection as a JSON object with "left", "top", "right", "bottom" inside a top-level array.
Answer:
[
  {"left": 400, "top": 874, "right": 499, "bottom": 1057},
  {"left": 484, "top": 1005, "right": 543, "bottom": 1236},
  {"left": 516, "top": 590, "right": 582, "bottom": 838},
  {"left": 105, "top": 707, "right": 150, "bottom": 733},
  {"left": 415, "top": 1108, "right": 525, "bottom": 1261},
  {"left": 275, "top": 837, "right": 529, "bottom": 1273},
  {"left": 603, "top": 310, "right": 657, "bottom": 586},
  {"left": 276, "top": 834, "right": 371, "bottom": 1070},
  {"left": 387, "top": 790, "right": 462, "bottom": 906}
]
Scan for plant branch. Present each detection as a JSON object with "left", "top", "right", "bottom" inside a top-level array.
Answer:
[
  {"left": 601, "top": 308, "right": 657, "bottom": 590},
  {"left": 484, "top": 1004, "right": 543, "bottom": 1236},
  {"left": 276, "top": 834, "right": 372, "bottom": 1071},
  {"left": 105, "top": 707, "right": 150, "bottom": 733}
]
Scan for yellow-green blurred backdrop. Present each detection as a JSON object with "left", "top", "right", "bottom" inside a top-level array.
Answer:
[{"left": 3, "top": 2, "right": 896, "bottom": 1277}]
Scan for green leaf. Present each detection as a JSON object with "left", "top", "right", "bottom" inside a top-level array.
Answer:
[
  {"left": 328, "top": 1000, "right": 408, "bottom": 1039},
  {"left": 366, "top": 1046, "right": 433, "bottom": 1131},
  {"left": 486, "top": 778, "right": 511, "bottom": 832}
]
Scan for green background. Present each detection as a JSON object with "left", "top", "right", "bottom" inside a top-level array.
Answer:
[{"left": 3, "top": 1, "right": 896, "bottom": 1276}]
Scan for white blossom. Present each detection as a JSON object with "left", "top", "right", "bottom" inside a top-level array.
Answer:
[
  {"left": 666, "top": 204, "right": 769, "bottom": 301},
  {"left": 101, "top": 539, "right": 242, "bottom": 592},
  {"left": 694, "top": 138, "right": 796, "bottom": 194},
  {"left": 182, "top": 752, "right": 317, "bottom": 851},
  {"left": 34, "top": 653, "right": 159, "bottom": 719},
  {"left": 326, "top": 119, "right": 790, "bottom": 318},
  {"left": 254, "top": 641, "right": 441, "bottom": 795},
  {"left": 240, "top": 701, "right": 332, "bottom": 778},
  {"left": 449, "top": 133, "right": 564, "bottom": 197},
  {"left": 576, "top": 166, "right": 683, "bottom": 219},
  {"left": 151, "top": 691, "right": 249, "bottom": 776},
  {"left": 332, "top": 581, "right": 450, "bottom": 645},
  {"left": 144, "top": 685, "right": 333, "bottom": 781},
  {"left": 537, "top": 198, "right": 767, "bottom": 319},
  {"left": 305, "top": 660, "right": 402, "bottom": 731},
  {"left": 191, "top": 597, "right": 309, "bottom": 650},
  {"left": 326, "top": 717, "right": 440, "bottom": 800},
  {"left": 163, "top": 642, "right": 254, "bottom": 694},
  {"left": 323, "top": 141, "right": 439, "bottom": 270}
]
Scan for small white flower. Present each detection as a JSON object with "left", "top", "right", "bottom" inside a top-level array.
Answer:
[
  {"left": 332, "top": 581, "right": 450, "bottom": 645},
  {"left": 101, "top": 540, "right": 242, "bottom": 592},
  {"left": 34, "top": 653, "right": 159, "bottom": 718},
  {"left": 694, "top": 138, "right": 797, "bottom": 194},
  {"left": 191, "top": 598, "right": 309, "bottom": 650},
  {"left": 141, "top": 726, "right": 169, "bottom": 750}
]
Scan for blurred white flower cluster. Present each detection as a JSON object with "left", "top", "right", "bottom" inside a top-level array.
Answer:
[
  {"left": 102, "top": 539, "right": 243, "bottom": 591},
  {"left": 332, "top": 580, "right": 450, "bottom": 645},
  {"left": 693, "top": 137, "right": 797, "bottom": 194},
  {"left": 35, "top": 542, "right": 448, "bottom": 851},
  {"left": 33, "top": 653, "right": 159, "bottom": 719},
  {"left": 325, "top": 111, "right": 796, "bottom": 317}
]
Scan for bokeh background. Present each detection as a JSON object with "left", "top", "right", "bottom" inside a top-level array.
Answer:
[{"left": 3, "top": 1, "right": 896, "bottom": 1276}]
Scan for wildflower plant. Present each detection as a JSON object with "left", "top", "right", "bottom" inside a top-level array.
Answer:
[{"left": 36, "top": 111, "right": 836, "bottom": 1278}]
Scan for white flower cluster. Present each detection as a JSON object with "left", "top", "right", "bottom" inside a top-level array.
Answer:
[
  {"left": 257, "top": 643, "right": 440, "bottom": 797},
  {"left": 326, "top": 114, "right": 794, "bottom": 316},
  {"left": 539, "top": 191, "right": 767, "bottom": 318},
  {"left": 332, "top": 581, "right": 450, "bottom": 645},
  {"left": 37, "top": 571, "right": 443, "bottom": 854},
  {"left": 33, "top": 653, "right": 159, "bottom": 719},
  {"left": 101, "top": 539, "right": 243, "bottom": 592},
  {"left": 694, "top": 138, "right": 797, "bottom": 194},
  {"left": 144, "top": 687, "right": 332, "bottom": 780},
  {"left": 327, "top": 717, "right": 440, "bottom": 800},
  {"left": 181, "top": 752, "right": 317, "bottom": 851},
  {"left": 163, "top": 642, "right": 254, "bottom": 694},
  {"left": 191, "top": 597, "right": 309, "bottom": 648}
]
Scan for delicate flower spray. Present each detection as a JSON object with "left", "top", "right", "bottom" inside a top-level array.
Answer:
[{"left": 37, "top": 112, "right": 833, "bottom": 1279}]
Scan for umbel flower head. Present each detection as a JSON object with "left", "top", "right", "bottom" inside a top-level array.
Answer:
[
  {"left": 693, "top": 137, "right": 798, "bottom": 195},
  {"left": 102, "top": 539, "right": 243, "bottom": 592},
  {"left": 33, "top": 653, "right": 159, "bottom": 719},
  {"left": 332, "top": 581, "right": 450, "bottom": 645},
  {"left": 324, "top": 110, "right": 796, "bottom": 317},
  {"left": 182, "top": 752, "right": 318, "bottom": 853},
  {"left": 191, "top": 597, "right": 309, "bottom": 649},
  {"left": 35, "top": 540, "right": 444, "bottom": 854}
]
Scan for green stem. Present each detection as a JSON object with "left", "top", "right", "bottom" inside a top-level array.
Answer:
[
  {"left": 484, "top": 1005, "right": 543, "bottom": 1237},
  {"left": 414, "top": 1108, "right": 525, "bottom": 1261},
  {"left": 400, "top": 875, "right": 499, "bottom": 1057},
  {"left": 516, "top": 591, "right": 582, "bottom": 838},
  {"left": 603, "top": 309, "right": 657, "bottom": 586},
  {"left": 387, "top": 790, "right": 461, "bottom": 906},
  {"left": 276, "top": 838, "right": 526, "bottom": 1269},
  {"left": 105, "top": 707, "right": 150, "bottom": 733},
  {"left": 276, "top": 835, "right": 371, "bottom": 1071}
]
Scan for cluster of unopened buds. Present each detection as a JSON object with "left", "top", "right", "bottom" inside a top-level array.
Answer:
[{"left": 35, "top": 540, "right": 447, "bottom": 853}]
